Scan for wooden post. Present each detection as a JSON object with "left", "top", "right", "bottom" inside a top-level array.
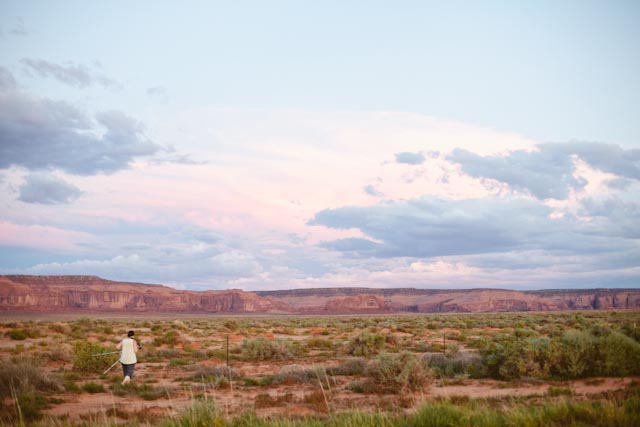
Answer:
[{"left": 443, "top": 333, "right": 446, "bottom": 355}]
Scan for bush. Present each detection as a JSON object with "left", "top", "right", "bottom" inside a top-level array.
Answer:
[
  {"left": 601, "top": 332, "right": 640, "bottom": 376},
  {"left": 553, "top": 330, "right": 598, "bottom": 379},
  {"left": 7, "top": 329, "right": 28, "bottom": 340},
  {"left": 0, "top": 358, "right": 61, "bottom": 397},
  {"left": 425, "top": 352, "right": 484, "bottom": 378},
  {"left": 365, "top": 352, "right": 431, "bottom": 393},
  {"left": 73, "top": 341, "right": 116, "bottom": 373},
  {"left": 269, "top": 365, "right": 335, "bottom": 388},
  {"left": 0, "top": 358, "right": 61, "bottom": 423},
  {"left": 192, "top": 365, "right": 240, "bottom": 382},
  {"left": 347, "top": 332, "right": 385, "bottom": 357},
  {"left": 329, "top": 358, "right": 367, "bottom": 376},
  {"left": 82, "top": 382, "right": 105, "bottom": 393},
  {"left": 241, "top": 337, "right": 294, "bottom": 361},
  {"left": 153, "top": 330, "right": 180, "bottom": 347}
]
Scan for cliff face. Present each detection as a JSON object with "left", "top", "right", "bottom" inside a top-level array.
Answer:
[
  {"left": 0, "top": 275, "right": 290, "bottom": 313},
  {"left": 0, "top": 275, "right": 638, "bottom": 314},
  {"left": 258, "top": 287, "right": 640, "bottom": 313},
  {"left": 323, "top": 294, "right": 389, "bottom": 313}
]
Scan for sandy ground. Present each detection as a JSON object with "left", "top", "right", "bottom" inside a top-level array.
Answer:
[{"left": 44, "top": 375, "right": 637, "bottom": 421}]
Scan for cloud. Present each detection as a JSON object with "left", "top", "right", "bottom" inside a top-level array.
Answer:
[
  {"left": 395, "top": 151, "right": 426, "bottom": 165},
  {"left": 0, "top": 67, "right": 17, "bottom": 89},
  {"left": 448, "top": 142, "right": 640, "bottom": 200},
  {"left": 21, "top": 58, "right": 122, "bottom": 90},
  {"left": 18, "top": 172, "right": 82, "bottom": 204},
  {"left": 10, "top": 19, "right": 30, "bottom": 36},
  {"left": 211, "top": 250, "right": 263, "bottom": 277},
  {"left": 146, "top": 85, "right": 169, "bottom": 101},
  {"left": 0, "top": 67, "right": 161, "bottom": 175},
  {"left": 363, "top": 184, "right": 383, "bottom": 197},
  {"left": 310, "top": 195, "right": 633, "bottom": 260},
  {"left": 0, "top": 19, "right": 31, "bottom": 38}
]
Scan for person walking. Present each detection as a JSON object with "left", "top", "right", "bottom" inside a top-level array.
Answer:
[{"left": 117, "top": 330, "right": 139, "bottom": 385}]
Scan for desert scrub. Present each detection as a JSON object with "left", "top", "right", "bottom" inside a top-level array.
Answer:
[
  {"left": 600, "top": 331, "right": 640, "bottom": 376},
  {"left": 153, "top": 330, "right": 181, "bottom": 347},
  {"left": 347, "top": 331, "right": 385, "bottom": 357},
  {"left": 82, "top": 382, "right": 105, "bottom": 393},
  {"left": 424, "top": 352, "right": 484, "bottom": 378},
  {"left": 268, "top": 365, "right": 335, "bottom": 388},
  {"left": 73, "top": 341, "right": 116, "bottom": 372},
  {"left": 364, "top": 352, "right": 431, "bottom": 393},
  {"left": 305, "top": 337, "right": 335, "bottom": 350},
  {"left": 328, "top": 358, "right": 367, "bottom": 376},
  {"left": 0, "top": 358, "right": 61, "bottom": 397},
  {"left": 192, "top": 365, "right": 240, "bottom": 382},
  {"left": 240, "top": 337, "right": 295, "bottom": 360},
  {"left": 0, "top": 358, "right": 61, "bottom": 423}
]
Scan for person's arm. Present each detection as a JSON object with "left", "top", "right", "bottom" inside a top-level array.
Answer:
[
  {"left": 133, "top": 339, "right": 138, "bottom": 354},
  {"left": 116, "top": 340, "right": 122, "bottom": 350}
]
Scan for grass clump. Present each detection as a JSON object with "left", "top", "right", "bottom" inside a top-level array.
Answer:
[
  {"left": 82, "top": 382, "right": 105, "bottom": 394},
  {"left": 0, "top": 358, "right": 61, "bottom": 423},
  {"left": 192, "top": 365, "right": 240, "bottom": 382}
]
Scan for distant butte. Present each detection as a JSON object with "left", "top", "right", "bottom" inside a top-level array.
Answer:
[{"left": 0, "top": 275, "right": 639, "bottom": 314}]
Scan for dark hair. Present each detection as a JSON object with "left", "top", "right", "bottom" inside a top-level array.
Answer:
[{"left": 127, "top": 330, "right": 135, "bottom": 337}]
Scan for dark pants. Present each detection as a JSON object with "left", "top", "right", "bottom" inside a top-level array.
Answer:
[{"left": 122, "top": 363, "right": 135, "bottom": 378}]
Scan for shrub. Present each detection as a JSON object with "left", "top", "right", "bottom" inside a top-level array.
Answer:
[
  {"left": 13, "top": 389, "right": 49, "bottom": 422},
  {"left": 0, "top": 358, "right": 61, "bottom": 397},
  {"left": 347, "top": 331, "right": 385, "bottom": 357},
  {"left": 424, "top": 352, "right": 484, "bottom": 378},
  {"left": 153, "top": 330, "right": 180, "bottom": 347},
  {"left": 601, "top": 332, "right": 640, "bottom": 376},
  {"left": 0, "top": 358, "right": 61, "bottom": 423},
  {"left": 48, "top": 323, "right": 70, "bottom": 334},
  {"left": 365, "top": 352, "right": 431, "bottom": 393},
  {"left": 192, "top": 365, "right": 240, "bottom": 382},
  {"left": 554, "top": 330, "right": 598, "bottom": 379},
  {"left": 328, "top": 358, "right": 367, "bottom": 376},
  {"left": 7, "top": 329, "right": 28, "bottom": 340},
  {"left": 306, "top": 337, "right": 335, "bottom": 350},
  {"left": 241, "top": 337, "right": 294, "bottom": 361},
  {"left": 82, "top": 382, "right": 105, "bottom": 393},
  {"left": 73, "top": 341, "right": 116, "bottom": 373}
]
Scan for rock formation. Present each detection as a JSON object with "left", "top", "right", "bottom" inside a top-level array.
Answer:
[{"left": 0, "top": 275, "right": 638, "bottom": 314}]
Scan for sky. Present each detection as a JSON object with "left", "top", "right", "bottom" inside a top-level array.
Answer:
[{"left": 0, "top": 1, "right": 639, "bottom": 291}]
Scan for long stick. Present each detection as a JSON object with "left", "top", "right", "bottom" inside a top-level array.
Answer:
[
  {"left": 103, "top": 359, "right": 120, "bottom": 375},
  {"left": 92, "top": 351, "right": 120, "bottom": 357}
]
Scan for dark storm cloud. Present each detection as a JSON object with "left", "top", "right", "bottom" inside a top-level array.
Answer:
[
  {"left": 0, "top": 67, "right": 160, "bottom": 175},
  {"left": 18, "top": 172, "right": 82, "bottom": 204},
  {"left": 21, "top": 58, "right": 122, "bottom": 90},
  {"left": 310, "top": 196, "right": 568, "bottom": 258},
  {"left": 395, "top": 151, "right": 426, "bottom": 165},
  {"left": 448, "top": 142, "right": 640, "bottom": 200}
]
